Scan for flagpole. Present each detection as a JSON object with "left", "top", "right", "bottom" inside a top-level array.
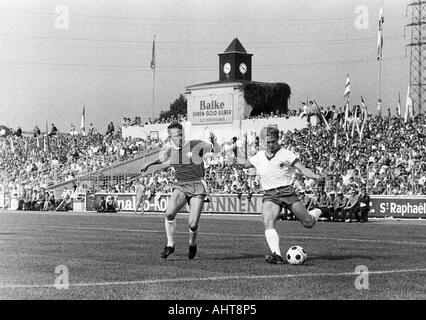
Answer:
[
  {"left": 377, "top": 0, "right": 384, "bottom": 116},
  {"left": 151, "top": 35, "right": 156, "bottom": 120},
  {"left": 378, "top": 57, "right": 382, "bottom": 116},
  {"left": 152, "top": 66, "right": 155, "bottom": 119},
  {"left": 345, "top": 97, "right": 350, "bottom": 140},
  {"left": 397, "top": 92, "right": 401, "bottom": 118}
]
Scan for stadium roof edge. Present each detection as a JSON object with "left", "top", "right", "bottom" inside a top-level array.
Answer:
[{"left": 185, "top": 80, "right": 288, "bottom": 91}]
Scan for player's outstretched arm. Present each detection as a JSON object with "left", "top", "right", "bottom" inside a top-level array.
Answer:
[
  {"left": 236, "top": 160, "right": 255, "bottom": 170},
  {"left": 140, "top": 148, "right": 171, "bottom": 173},
  {"left": 209, "top": 133, "right": 223, "bottom": 154},
  {"left": 293, "top": 161, "right": 321, "bottom": 181}
]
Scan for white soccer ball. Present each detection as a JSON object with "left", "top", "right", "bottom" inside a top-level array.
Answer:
[{"left": 286, "top": 246, "right": 307, "bottom": 265}]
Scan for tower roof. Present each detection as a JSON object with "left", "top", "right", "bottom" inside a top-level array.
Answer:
[{"left": 224, "top": 38, "right": 248, "bottom": 53}]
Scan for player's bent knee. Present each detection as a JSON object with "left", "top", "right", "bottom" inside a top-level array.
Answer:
[
  {"left": 303, "top": 222, "right": 315, "bottom": 229},
  {"left": 301, "top": 217, "right": 315, "bottom": 228},
  {"left": 188, "top": 225, "right": 198, "bottom": 232},
  {"left": 165, "top": 213, "right": 176, "bottom": 221},
  {"left": 262, "top": 216, "right": 276, "bottom": 229}
]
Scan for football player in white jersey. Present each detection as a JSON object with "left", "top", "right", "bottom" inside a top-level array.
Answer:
[{"left": 238, "top": 127, "right": 323, "bottom": 264}]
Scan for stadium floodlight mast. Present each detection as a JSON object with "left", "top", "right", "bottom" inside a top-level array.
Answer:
[{"left": 405, "top": 1, "right": 426, "bottom": 115}]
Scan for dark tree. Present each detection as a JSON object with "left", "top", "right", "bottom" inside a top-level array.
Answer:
[
  {"left": 159, "top": 94, "right": 187, "bottom": 120},
  {"left": 242, "top": 82, "right": 291, "bottom": 116}
]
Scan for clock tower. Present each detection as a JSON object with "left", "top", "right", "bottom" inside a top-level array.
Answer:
[{"left": 218, "top": 38, "right": 253, "bottom": 81}]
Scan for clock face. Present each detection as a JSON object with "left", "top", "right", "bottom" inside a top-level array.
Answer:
[
  {"left": 239, "top": 63, "right": 247, "bottom": 75},
  {"left": 223, "top": 63, "right": 231, "bottom": 74}
]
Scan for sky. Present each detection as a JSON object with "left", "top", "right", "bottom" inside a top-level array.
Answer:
[{"left": 0, "top": 0, "right": 413, "bottom": 132}]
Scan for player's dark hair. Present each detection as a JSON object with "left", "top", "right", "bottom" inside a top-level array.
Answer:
[
  {"left": 266, "top": 126, "right": 279, "bottom": 139},
  {"left": 167, "top": 122, "right": 183, "bottom": 131}
]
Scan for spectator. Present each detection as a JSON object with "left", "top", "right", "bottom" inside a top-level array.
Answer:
[
  {"left": 327, "top": 191, "right": 337, "bottom": 221},
  {"left": 106, "top": 122, "right": 115, "bottom": 136},
  {"left": 97, "top": 196, "right": 107, "bottom": 212},
  {"left": 334, "top": 191, "right": 347, "bottom": 222},
  {"left": 89, "top": 123, "right": 95, "bottom": 135},
  {"left": 17, "top": 188, "right": 26, "bottom": 211},
  {"left": 16, "top": 127, "right": 22, "bottom": 137},
  {"left": 343, "top": 189, "right": 360, "bottom": 223},
  {"left": 49, "top": 123, "right": 58, "bottom": 137},
  {"left": 33, "top": 125, "right": 41, "bottom": 137},
  {"left": 358, "top": 186, "right": 370, "bottom": 222},
  {"left": 105, "top": 195, "right": 117, "bottom": 212},
  {"left": 56, "top": 187, "right": 72, "bottom": 211},
  {"left": 34, "top": 188, "right": 46, "bottom": 210}
]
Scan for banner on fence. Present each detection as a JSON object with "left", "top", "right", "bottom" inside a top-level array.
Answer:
[
  {"left": 85, "top": 193, "right": 426, "bottom": 219},
  {"left": 370, "top": 196, "right": 426, "bottom": 218},
  {"left": 86, "top": 193, "right": 261, "bottom": 214}
]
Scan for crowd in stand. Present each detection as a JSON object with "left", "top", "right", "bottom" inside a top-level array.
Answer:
[
  {"left": 244, "top": 109, "right": 300, "bottom": 119},
  {"left": 119, "top": 106, "right": 426, "bottom": 214},
  {"left": 0, "top": 122, "right": 163, "bottom": 204},
  {"left": 1, "top": 105, "right": 426, "bottom": 216},
  {"left": 123, "top": 114, "right": 187, "bottom": 127}
]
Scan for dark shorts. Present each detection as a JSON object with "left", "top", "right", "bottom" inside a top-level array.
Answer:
[
  {"left": 172, "top": 180, "right": 207, "bottom": 204},
  {"left": 262, "top": 185, "right": 300, "bottom": 209}
]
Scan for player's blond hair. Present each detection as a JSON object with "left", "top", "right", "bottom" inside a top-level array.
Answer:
[{"left": 266, "top": 126, "right": 279, "bottom": 139}]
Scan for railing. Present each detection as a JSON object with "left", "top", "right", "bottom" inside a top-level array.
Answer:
[{"left": 49, "top": 145, "right": 164, "bottom": 192}]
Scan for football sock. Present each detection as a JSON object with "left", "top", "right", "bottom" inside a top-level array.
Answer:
[
  {"left": 165, "top": 219, "right": 176, "bottom": 247},
  {"left": 265, "top": 228, "right": 281, "bottom": 256},
  {"left": 189, "top": 227, "right": 198, "bottom": 246},
  {"left": 308, "top": 208, "right": 322, "bottom": 222}
]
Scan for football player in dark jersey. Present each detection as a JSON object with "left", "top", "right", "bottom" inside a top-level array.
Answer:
[{"left": 141, "top": 122, "right": 221, "bottom": 259}]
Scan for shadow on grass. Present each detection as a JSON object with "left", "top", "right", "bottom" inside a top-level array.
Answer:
[
  {"left": 170, "top": 253, "right": 264, "bottom": 262},
  {"left": 211, "top": 253, "right": 264, "bottom": 261},
  {"left": 307, "top": 254, "right": 375, "bottom": 262},
  {"left": 165, "top": 254, "right": 375, "bottom": 264}
]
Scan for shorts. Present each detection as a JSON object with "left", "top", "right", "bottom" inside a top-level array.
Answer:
[
  {"left": 172, "top": 180, "right": 207, "bottom": 204},
  {"left": 262, "top": 185, "right": 300, "bottom": 209}
]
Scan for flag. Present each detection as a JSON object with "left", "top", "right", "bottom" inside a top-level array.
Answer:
[
  {"left": 377, "top": 5, "right": 384, "bottom": 60},
  {"left": 313, "top": 100, "right": 331, "bottom": 132},
  {"left": 344, "top": 74, "right": 350, "bottom": 97},
  {"left": 150, "top": 35, "right": 156, "bottom": 70},
  {"left": 361, "top": 96, "right": 367, "bottom": 113},
  {"left": 9, "top": 136, "right": 14, "bottom": 153},
  {"left": 387, "top": 108, "right": 391, "bottom": 126},
  {"left": 244, "top": 132, "right": 248, "bottom": 159},
  {"left": 376, "top": 99, "right": 382, "bottom": 111},
  {"left": 344, "top": 100, "right": 349, "bottom": 129},
  {"left": 0, "top": 125, "right": 11, "bottom": 137},
  {"left": 405, "top": 84, "right": 413, "bottom": 123},
  {"left": 352, "top": 104, "right": 359, "bottom": 119},
  {"left": 334, "top": 120, "right": 339, "bottom": 148},
  {"left": 397, "top": 92, "right": 401, "bottom": 117},
  {"left": 360, "top": 96, "right": 368, "bottom": 142},
  {"left": 351, "top": 118, "right": 356, "bottom": 139},
  {"left": 354, "top": 104, "right": 362, "bottom": 139},
  {"left": 360, "top": 96, "right": 367, "bottom": 122},
  {"left": 24, "top": 138, "right": 28, "bottom": 157},
  {"left": 80, "top": 105, "right": 86, "bottom": 132}
]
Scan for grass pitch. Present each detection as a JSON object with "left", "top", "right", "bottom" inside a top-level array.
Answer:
[{"left": 0, "top": 211, "right": 425, "bottom": 300}]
